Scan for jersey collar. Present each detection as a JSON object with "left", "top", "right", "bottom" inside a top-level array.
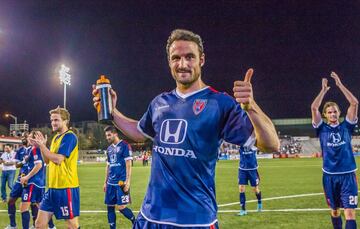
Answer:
[
  {"left": 175, "top": 86, "right": 209, "bottom": 99},
  {"left": 112, "top": 139, "right": 123, "bottom": 148}
]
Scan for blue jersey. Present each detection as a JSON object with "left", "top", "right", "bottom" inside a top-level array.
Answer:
[
  {"left": 15, "top": 146, "right": 31, "bottom": 176},
  {"left": 239, "top": 146, "right": 258, "bottom": 170},
  {"left": 26, "top": 147, "right": 45, "bottom": 188},
  {"left": 106, "top": 140, "right": 133, "bottom": 185},
  {"left": 315, "top": 119, "right": 357, "bottom": 174},
  {"left": 138, "top": 87, "right": 254, "bottom": 226}
]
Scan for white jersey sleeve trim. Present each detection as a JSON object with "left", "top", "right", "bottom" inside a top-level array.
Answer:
[
  {"left": 312, "top": 119, "right": 323, "bottom": 128},
  {"left": 136, "top": 122, "right": 154, "bottom": 141},
  {"left": 345, "top": 116, "right": 358, "bottom": 125},
  {"left": 124, "top": 156, "right": 133, "bottom": 161},
  {"left": 34, "top": 160, "right": 42, "bottom": 164},
  {"left": 243, "top": 131, "right": 256, "bottom": 149},
  {"left": 322, "top": 168, "right": 358, "bottom": 175},
  {"left": 140, "top": 211, "right": 218, "bottom": 227}
]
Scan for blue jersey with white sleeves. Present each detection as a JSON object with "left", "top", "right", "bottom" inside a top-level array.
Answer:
[
  {"left": 26, "top": 146, "right": 45, "bottom": 188},
  {"left": 106, "top": 140, "right": 133, "bottom": 185},
  {"left": 239, "top": 146, "right": 258, "bottom": 170},
  {"left": 315, "top": 119, "right": 357, "bottom": 174},
  {"left": 137, "top": 87, "right": 255, "bottom": 226}
]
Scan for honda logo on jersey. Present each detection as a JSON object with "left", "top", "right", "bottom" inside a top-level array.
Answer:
[
  {"left": 193, "top": 99, "right": 207, "bottom": 115},
  {"left": 160, "top": 119, "right": 187, "bottom": 144}
]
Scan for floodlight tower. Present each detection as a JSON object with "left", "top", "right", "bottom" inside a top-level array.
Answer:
[{"left": 59, "top": 64, "right": 71, "bottom": 109}]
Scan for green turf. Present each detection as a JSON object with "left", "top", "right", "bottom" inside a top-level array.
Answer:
[{"left": 1, "top": 158, "right": 359, "bottom": 228}]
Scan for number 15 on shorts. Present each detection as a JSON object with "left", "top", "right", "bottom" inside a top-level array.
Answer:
[{"left": 61, "top": 206, "right": 69, "bottom": 216}]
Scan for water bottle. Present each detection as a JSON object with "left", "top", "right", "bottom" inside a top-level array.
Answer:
[{"left": 96, "top": 75, "right": 113, "bottom": 123}]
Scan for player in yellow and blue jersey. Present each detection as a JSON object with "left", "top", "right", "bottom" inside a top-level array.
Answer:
[{"left": 29, "top": 106, "right": 80, "bottom": 229}]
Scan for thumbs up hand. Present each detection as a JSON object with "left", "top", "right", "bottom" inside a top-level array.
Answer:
[{"left": 233, "top": 68, "right": 254, "bottom": 111}]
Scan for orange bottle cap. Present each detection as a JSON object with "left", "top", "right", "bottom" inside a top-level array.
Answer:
[{"left": 97, "top": 75, "right": 110, "bottom": 84}]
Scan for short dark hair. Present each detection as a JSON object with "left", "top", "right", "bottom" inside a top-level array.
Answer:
[
  {"left": 166, "top": 29, "right": 204, "bottom": 60},
  {"left": 104, "top": 126, "right": 118, "bottom": 134}
]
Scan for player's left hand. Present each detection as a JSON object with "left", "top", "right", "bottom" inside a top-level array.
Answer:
[
  {"left": 330, "top": 71, "right": 343, "bottom": 87},
  {"left": 20, "top": 176, "right": 29, "bottom": 185},
  {"left": 233, "top": 68, "right": 254, "bottom": 110},
  {"left": 124, "top": 182, "right": 130, "bottom": 193}
]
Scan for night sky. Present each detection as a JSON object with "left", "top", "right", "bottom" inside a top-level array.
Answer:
[{"left": 0, "top": 1, "right": 359, "bottom": 127}]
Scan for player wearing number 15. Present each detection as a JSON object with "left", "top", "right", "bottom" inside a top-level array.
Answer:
[
  {"left": 311, "top": 72, "right": 359, "bottom": 229},
  {"left": 103, "top": 126, "right": 135, "bottom": 228},
  {"left": 29, "top": 107, "right": 80, "bottom": 229}
]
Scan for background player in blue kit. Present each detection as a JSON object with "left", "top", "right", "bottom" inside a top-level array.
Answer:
[
  {"left": 311, "top": 72, "right": 358, "bottom": 229},
  {"left": 93, "top": 29, "right": 279, "bottom": 228},
  {"left": 103, "top": 126, "right": 135, "bottom": 228},
  {"left": 238, "top": 146, "right": 262, "bottom": 216},
  {"left": 18, "top": 131, "right": 46, "bottom": 229}
]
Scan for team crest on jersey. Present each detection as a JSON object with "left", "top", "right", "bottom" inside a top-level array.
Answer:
[{"left": 193, "top": 99, "right": 207, "bottom": 115}]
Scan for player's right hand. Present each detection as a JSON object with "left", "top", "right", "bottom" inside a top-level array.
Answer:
[
  {"left": 103, "top": 183, "right": 107, "bottom": 192},
  {"left": 321, "top": 78, "right": 330, "bottom": 93},
  {"left": 92, "top": 85, "right": 117, "bottom": 111}
]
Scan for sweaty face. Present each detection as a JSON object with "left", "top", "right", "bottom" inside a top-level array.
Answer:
[
  {"left": 324, "top": 106, "right": 340, "bottom": 124},
  {"left": 105, "top": 131, "right": 116, "bottom": 144},
  {"left": 50, "top": 113, "right": 67, "bottom": 132},
  {"left": 168, "top": 40, "right": 204, "bottom": 87}
]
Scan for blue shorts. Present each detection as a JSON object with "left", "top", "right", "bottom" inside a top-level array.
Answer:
[
  {"left": 10, "top": 182, "right": 23, "bottom": 199},
  {"left": 323, "top": 172, "right": 358, "bottom": 209},
  {"left": 105, "top": 184, "right": 131, "bottom": 206},
  {"left": 133, "top": 212, "right": 219, "bottom": 229},
  {"left": 22, "top": 184, "right": 44, "bottom": 203},
  {"left": 238, "top": 169, "right": 260, "bottom": 187},
  {"left": 40, "top": 187, "right": 80, "bottom": 220}
]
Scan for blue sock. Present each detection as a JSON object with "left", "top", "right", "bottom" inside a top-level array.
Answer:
[
  {"left": 21, "top": 211, "right": 30, "bottom": 229},
  {"left": 331, "top": 216, "right": 342, "bottom": 229},
  {"left": 119, "top": 207, "right": 135, "bottom": 224},
  {"left": 30, "top": 204, "right": 38, "bottom": 227},
  {"left": 240, "top": 192, "right": 246, "bottom": 210},
  {"left": 107, "top": 206, "right": 116, "bottom": 229},
  {"left": 345, "top": 220, "right": 357, "bottom": 229},
  {"left": 48, "top": 217, "right": 55, "bottom": 228},
  {"left": 8, "top": 201, "right": 16, "bottom": 227},
  {"left": 256, "top": 191, "right": 262, "bottom": 204}
]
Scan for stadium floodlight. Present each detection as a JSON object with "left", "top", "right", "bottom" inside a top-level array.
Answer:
[
  {"left": 5, "top": 113, "right": 18, "bottom": 136},
  {"left": 59, "top": 64, "right": 71, "bottom": 109}
]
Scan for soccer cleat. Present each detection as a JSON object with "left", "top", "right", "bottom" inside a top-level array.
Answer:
[
  {"left": 257, "top": 203, "right": 263, "bottom": 212},
  {"left": 237, "top": 210, "right": 247, "bottom": 216},
  {"left": 4, "top": 225, "right": 17, "bottom": 229}
]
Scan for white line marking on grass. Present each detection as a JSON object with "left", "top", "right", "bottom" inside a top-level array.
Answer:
[
  {"left": 2, "top": 208, "right": 360, "bottom": 214},
  {"left": 218, "top": 192, "right": 324, "bottom": 207}
]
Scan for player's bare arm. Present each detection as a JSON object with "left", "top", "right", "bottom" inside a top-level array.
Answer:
[
  {"left": 92, "top": 85, "right": 147, "bottom": 142},
  {"left": 124, "top": 160, "right": 132, "bottom": 192},
  {"left": 30, "top": 132, "right": 65, "bottom": 165},
  {"left": 233, "top": 68, "right": 279, "bottom": 152},
  {"left": 330, "top": 71, "right": 359, "bottom": 122},
  {"left": 20, "top": 162, "right": 42, "bottom": 185},
  {"left": 311, "top": 78, "right": 330, "bottom": 125},
  {"left": 104, "top": 163, "right": 109, "bottom": 192}
]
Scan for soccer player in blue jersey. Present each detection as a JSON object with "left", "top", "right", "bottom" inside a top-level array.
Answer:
[
  {"left": 238, "top": 145, "right": 262, "bottom": 216},
  {"left": 6, "top": 133, "right": 56, "bottom": 229},
  {"left": 17, "top": 131, "right": 47, "bottom": 229},
  {"left": 93, "top": 29, "right": 279, "bottom": 228},
  {"left": 311, "top": 72, "right": 358, "bottom": 229},
  {"left": 30, "top": 107, "right": 80, "bottom": 229},
  {"left": 103, "top": 125, "right": 135, "bottom": 228},
  {"left": 6, "top": 132, "right": 31, "bottom": 229}
]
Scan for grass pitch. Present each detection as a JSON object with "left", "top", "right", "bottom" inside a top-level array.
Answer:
[{"left": 1, "top": 158, "right": 359, "bottom": 228}]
